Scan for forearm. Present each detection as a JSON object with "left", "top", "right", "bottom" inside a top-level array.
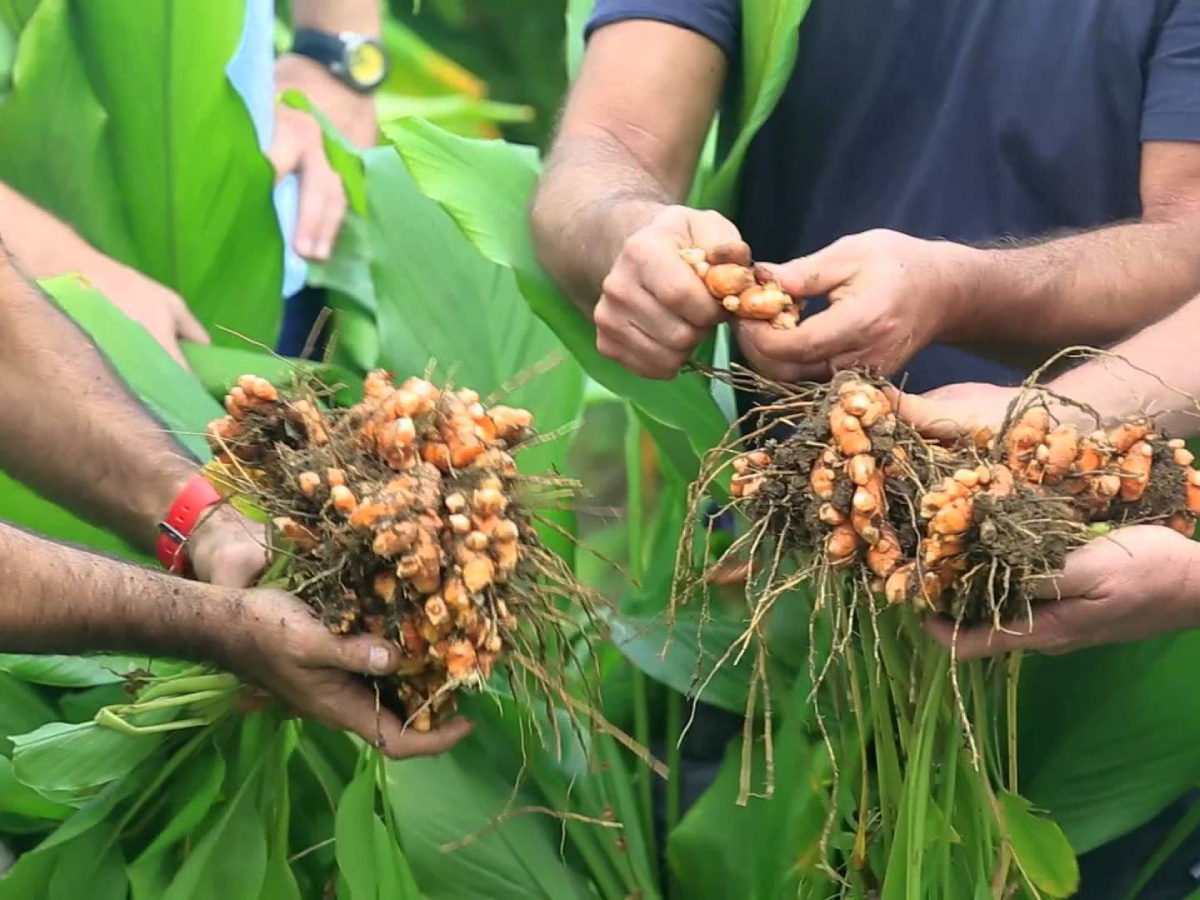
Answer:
[
  {"left": 1043, "top": 297, "right": 1200, "bottom": 437},
  {"left": 0, "top": 181, "right": 106, "bottom": 279},
  {"left": 0, "top": 521, "right": 231, "bottom": 661},
  {"left": 945, "top": 217, "right": 1200, "bottom": 350},
  {"left": 531, "top": 134, "right": 676, "bottom": 312},
  {"left": 0, "top": 249, "right": 196, "bottom": 550},
  {"left": 290, "top": 0, "right": 380, "bottom": 35}
]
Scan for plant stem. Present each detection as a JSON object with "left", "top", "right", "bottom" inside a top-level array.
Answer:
[
  {"left": 624, "top": 407, "right": 657, "bottom": 859},
  {"left": 1006, "top": 652, "right": 1023, "bottom": 794},
  {"left": 664, "top": 689, "right": 683, "bottom": 899}
]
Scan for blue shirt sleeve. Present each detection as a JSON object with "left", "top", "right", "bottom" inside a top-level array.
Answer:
[
  {"left": 1142, "top": 0, "right": 1200, "bottom": 141},
  {"left": 585, "top": 0, "right": 740, "bottom": 58}
]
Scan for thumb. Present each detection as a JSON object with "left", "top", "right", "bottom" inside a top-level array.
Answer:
[
  {"left": 318, "top": 633, "right": 400, "bottom": 677},
  {"left": 174, "top": 301, "right": 211, "bottom": 345},
  {"left": 923, "top": 615, "right": 1039, "bottom": 661},
  {"left": 763, "top": 245, "right": 857, "bottom": 298},
  {"left": 884, "top": 385, "right": 974, "bottom": 443}
]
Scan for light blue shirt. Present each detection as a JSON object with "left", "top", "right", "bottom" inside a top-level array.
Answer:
[{"left": 226, "top": 0, "right": 307, "bottom": 298}]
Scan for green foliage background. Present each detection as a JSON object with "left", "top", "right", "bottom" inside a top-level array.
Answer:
[{"left": 0, "top": 1, "right": 1197, "bottom": 898}]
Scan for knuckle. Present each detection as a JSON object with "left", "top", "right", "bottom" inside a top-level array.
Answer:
[{"left": 662, "top": 322, "right": 697, "bottom": 353}]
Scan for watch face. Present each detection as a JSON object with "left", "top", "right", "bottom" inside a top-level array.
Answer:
[{"left": 346, "top": 40, "right": 387, "bottom": 89}]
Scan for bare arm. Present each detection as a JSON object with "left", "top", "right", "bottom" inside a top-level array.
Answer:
[
  {"left": 952, "top": 142, "right": 1200, "bottom": 348},
  {"left": 0, "top": 520, "right": 469, "bottom": 757},
  {"left": 290, "top": 0, "right": 379, "bottom": 33},
  {"left": 739, "top": 143, "right": 1200, "bottom": 381},
  {"left": 531, "top": 21, "right": 742, "bottom": 378},
  {"left": 0, "top": 182, "right": 207, "bottom": 366}
]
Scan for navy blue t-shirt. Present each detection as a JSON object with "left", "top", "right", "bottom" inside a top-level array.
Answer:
[{"left": 586, "top": 0, "right": 1200, "bottom": 392}]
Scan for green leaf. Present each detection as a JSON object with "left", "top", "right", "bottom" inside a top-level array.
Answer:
[
  {"left": 382, "top": 119, "right": 726, "bottom": 479},
  {"left": 698, "top": 0, "right": 812, "bottom": 213},
  {"left": 0, "top": 0, "right": 282, "bottom": 344},
  {"left": 160, "top": 759, "right": 269, "bottom": 900},
  {"left": 607, "top": 610, "right": 787, "bottom": 715},
  {"left": 388, "top": 735, "right": 594, "bottom": 900},
  {"left": 1020, "top": 633, "right": 1200, "bottom": 852},
  {"left": 0, "top": 653, "right": 150, "bottom": 687},
  {"left": 43, "top": 274, "right": 221, "bottom": 460},
  {"left": 0, "top": 670, "right": 57, "bottom": 743},
  {"left": 12, "top": 720, "right": 163, "bottom": 799},
  {"left": 261, "top": 850, "right": 304, "bottom": 900},
  {"left": 183, "top": 343, "right": 359, "bottom": 405},
  {"left": 336, "top": 764, "right": 385, "bottom": 900},
  {"left": 998, "top": 791, "right": 1079, "bottom": 898},
  {"left": 48, "top": 822, "right": 128, "bottom": 900},
  {"left": 0, "top": 755, "right": 72, "bottom": 820},
  {"left": 358, "top": 146, "right": 584, "bottom": 479},
  {"left": 127, "top": 851, "right": 173, "bottom": 900},
  {"left": 136, "top": 747, "right": 225, "bottom": 860}
]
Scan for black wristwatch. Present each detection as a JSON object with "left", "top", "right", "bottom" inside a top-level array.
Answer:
[{"left": 291, "top": 29, "right": 390, "bottom": 93}]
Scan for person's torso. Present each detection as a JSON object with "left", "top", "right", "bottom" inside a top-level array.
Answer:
[{"left": 734, "top": 0, "right": 1173, "bottom": 391}]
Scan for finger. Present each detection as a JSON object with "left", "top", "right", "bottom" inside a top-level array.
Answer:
[
  {"left": 384, "top": 716, "right": 474, "bottom": 760},
  {"left": 173, "top": 300, "right": 211, "bottom": 345},
  {"left": 704, "top": 241, "right": 753, "bottom": 266},
  {"left": 734, "top": 320, "right": 828, "bottom": 383},
  {"left": 923, "top": 615, "right": 1044, "bottom": 660},
  {"left": 884, "top": 386, "right": 973, "bottom": 442},
  {"left": 639, "top": 262, "right": 724, "bottom": 329},
  {"left": 300, "top": 158, "right": 346, "bottom": 261},
  {"left": 266, "top": 130, "right": 302, "bottom": 185},
  {"left": 684, "top": 210, "right": 746, "bottom": 259},
  {"left": 596, "top": 320, "right": 686, "bottom": 379},
  {"left": 291, "top": 142, "right": 338, "bottom": 260},
  {"left": 735, "top": 307, "right": 866, "bottom": 374},
  {"left": 310, "top": 633, "right": 401, "bottom": 677},
  {"left": 763, "top": 243, "right": 858, "bottom": 298}
]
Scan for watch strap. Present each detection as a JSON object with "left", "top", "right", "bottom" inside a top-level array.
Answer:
[
  {"left": 291, "top": 28, "right": 346, "bottom": 69},
  {"left": 156, "top": 475, "right": 222, "bottom": 575}
]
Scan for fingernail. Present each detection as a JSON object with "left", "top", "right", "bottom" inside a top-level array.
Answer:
[
  {"left": 296, "top": 238, "right": 315, "bottom": 257},
  {"left": 368, "top": 645, "right": 392, "bottom": 674},
  {"left": 314, "top": 241, "right": 332, "bottom": 260}
]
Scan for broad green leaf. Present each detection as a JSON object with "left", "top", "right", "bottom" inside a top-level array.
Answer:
[
  {"left": 1020, "top": 634, "right": 1200, "bottom": 852},
  {"left": 998, "top": 791, "right": 1079, "bottom": 898},
  {"left": 48, "top": 822, "right": 128, "bottom": 900},
  {"left": 389, "top": 733, "right": 594, "bottom": 900},
  {"left": 382, "top": 119, "right": 726, "bottom": 479},
  {"left": 260, "top": 850, "right": 304, "bottom": 900},
  {"left": 183, "top": 342, "right": 360, "bottom": 406},
  {"left": 12, "top": 720, "right": 163, "bottom": 799},
  {"left": 0, "top": 653, "right": 148, "bottom": 687},
  {"left": 43, "top": 275, "right": 221, "bottom": 460},
  {"left": 136, "top": 747, "right": 225, "bottom": 860},
  {"left": 0, "top": 840, "right": 60, "bottom": 899},
  {"left": 0, "top": 670, "right": 57, "bottom": 743},
  {"left": 160, "top": 762, "right": 269, "bottom": 900},
  {"left": 359, "top": 146, "right": 584, "bottom": 480},
  {"left": 335, "top": 764, "right": 387, "bottom": 900},
  {"left": 0, "top": 0, "right": 282, "bottom": 344},
  {"left": 564, "top": 0, "right": 593, "bottom": 80},
  {"left": 607, "top": 610, "right": 787, "bottom": 715},
  {"left": 697, "top": 0, "right": 812, "bottom": 213},
  {"left": 127, "top": 851, "right": 173, "bottom": 900},
  {"left": 0, "top": 755, "right": 72, "bottom": 820}
]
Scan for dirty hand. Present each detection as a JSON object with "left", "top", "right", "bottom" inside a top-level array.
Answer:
[
  {"left": 887, "top": 382, "right": 1022, "bottom": 442},
  {"left": 925, "top": 525, "right": 1200, "bottom": 660},
  {"left": 187, "top": 504, "right": 269, "bottom": 589},
  {"left": 596, "top": 205, "right": 746, "bottom": 379},
  {"left": 86, "top": 254, "right": 210, "bottom": 369},
  {"left": 735, "top": 229, "right": 978, "bottom": 382},
  {"left": 223, "top": 588, "right": 473, "bottom": 758}
]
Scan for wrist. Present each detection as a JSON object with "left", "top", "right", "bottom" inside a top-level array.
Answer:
[{"left": 931, "top": 242, "right": 990, "bottom": 343}]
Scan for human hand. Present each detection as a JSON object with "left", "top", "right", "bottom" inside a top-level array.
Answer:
[
  {"left": 734, "top": 229, "right": 979, "bottom": 382},
  {"left": 888, "top": 382, "right": 1022, "bottom": 442},
  {"left": 187, "top": 504, "right": 269, "bottom": 588},
  {"left": 596, "top": 205, "right": 745, "bottom": 379},
  {"left": 85, "top": 255, "right": 210, "bottom": 369},
  {"left": 925, "top": 525, "right": 1200, "bottom": 660},
  {"left": 223, "top": 588, "right": 472, "bottom": 758},
  {"left": 269, "top": 55, "right": 373, "bottom": 262}
]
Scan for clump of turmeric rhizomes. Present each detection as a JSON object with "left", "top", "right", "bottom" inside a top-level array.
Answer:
[
  {"left": 694, "top": 369, "right": 1200, "bottom": 626},
  {"left": 679, "top": 245, "right": 802, "bottom": 330},
  {"left": 205, "top": 370, "right": 578, "bottom": 732}
]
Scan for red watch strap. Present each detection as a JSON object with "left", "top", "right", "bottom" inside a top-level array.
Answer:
[{"left": 156, "top": 475, "right": 222, "bottom": 575}]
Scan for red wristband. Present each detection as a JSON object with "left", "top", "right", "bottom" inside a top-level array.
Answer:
[{"left": 156, "top": 475, "right": 222, "bottom": 575}]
